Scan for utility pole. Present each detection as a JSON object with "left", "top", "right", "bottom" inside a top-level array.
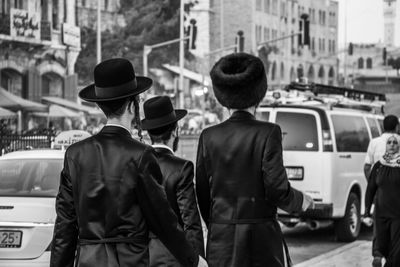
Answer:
[
  {"left": 178, "top": 0, "right": 185, "bottom": 109},
  {"left": 97, "top": 0, "right": 101, "bottom": 64}
]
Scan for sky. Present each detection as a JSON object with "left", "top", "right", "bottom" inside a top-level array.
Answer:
[{"left": 336, "top": 0, "right": 384, "bottom": 47}]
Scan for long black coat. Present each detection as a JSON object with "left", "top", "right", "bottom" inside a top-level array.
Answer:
[
  {"left": 149, "top": 147, "right": 204, "bottom": 266},
  {"left": 196, "top": 111, "right": 304, "bottom": 267},
  {"left": 50, "top": 126, "right": 198, "bottom": 267}
]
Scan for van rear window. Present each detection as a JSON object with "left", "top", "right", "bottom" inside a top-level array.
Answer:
[
  {"left": 331, "top": 115, "right": 369, "bottom": 152},
  {"left": 275, "top": 112, "right": 319, "bottom": 151}
]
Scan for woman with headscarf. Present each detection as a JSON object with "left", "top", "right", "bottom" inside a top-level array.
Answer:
[{"left": 365, "top": 134, "right": 400, "bottom": 267}]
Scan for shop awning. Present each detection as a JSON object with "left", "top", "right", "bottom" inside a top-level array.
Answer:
[
  {"left": 32, "top": 104, "right": 81, "bottom": 118},
  {"left": 0, "top": 87, "right": 48, "bottom": 112},
  {"left": 42, "top": 96, "right": 104, "bottom": 116},
  {"left": 0, "top": 107, "right": 16, "bottom": 118}
]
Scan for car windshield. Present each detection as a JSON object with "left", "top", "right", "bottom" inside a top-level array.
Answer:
[{"left": 0, "top": 159, "right": 63, "bottom": 197}]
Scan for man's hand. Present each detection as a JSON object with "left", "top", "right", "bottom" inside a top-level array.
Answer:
[
  {"left": 198, "top": 256, "right": 208, "bottom": 267},
  {"left": 302, "top": 193, "right": 314, "bottom": 211}
]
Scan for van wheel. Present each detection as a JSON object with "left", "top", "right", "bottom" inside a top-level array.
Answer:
[{"left": 334, "top": 193, "right": 361, "bottom": 242}]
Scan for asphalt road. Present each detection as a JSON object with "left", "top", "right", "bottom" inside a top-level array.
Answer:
[{"left": 283, "top": 222, "right": 373, "bottom": 265}]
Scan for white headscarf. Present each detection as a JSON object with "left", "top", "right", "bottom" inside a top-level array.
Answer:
[{"left": 379, "top": 134, "right": 400, "bottom": 167}]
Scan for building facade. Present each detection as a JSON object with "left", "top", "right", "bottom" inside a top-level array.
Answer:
[
  {"left": 76, "top": 0, "right": 125, "bottom": 32},
  {"left": 188, "top": 0, "right": 339, "bottom": 88},
  {"left": 383, "top": 0, "right": 400, "bottom": 47},
  {"left": 0, "top": 0, "right": 81, "bottom": 102}
]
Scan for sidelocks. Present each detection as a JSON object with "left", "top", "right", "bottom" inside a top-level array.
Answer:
[{"left": 52, "top": 130, "right": 91, "bottom": 150}]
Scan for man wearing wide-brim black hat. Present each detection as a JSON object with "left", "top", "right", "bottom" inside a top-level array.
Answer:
[
  {"left": 195, "top": 53, "right": 314, "bottom": 267},
  {"left": 50, "top": 58, "right": 207, "bottom": 267},
  {"left": 141, "top": 96, "right": 205, "bottom": 266}
]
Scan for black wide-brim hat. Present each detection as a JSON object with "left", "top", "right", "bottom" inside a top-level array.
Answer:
[
  {"left": 79, "top": 58, "right": 152, "bottom": 102},
  {"left": 141, "top": 96, "right": 187, "bottom": 131},
  {"left": 210, "top": 52, "right": 268, "bottom": 109}
]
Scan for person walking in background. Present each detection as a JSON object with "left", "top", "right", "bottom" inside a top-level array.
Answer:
[
  {"left": 365, "top": 134, "right": 400, "bottom": 267},
  {"left": 364, "top": 115, "right": 399, "bottom": 179},
  {"left": 195, "top": 53, "right": 314, "bottom": 267},
  {"left": 364, "top": 115, "right": 399, "bottom": 267},
  {"left": 50, "top": 58, "right": 207, "bottom": 267},
  {"left": 141, "top": 96, "right": 205, "bottom": 266}
]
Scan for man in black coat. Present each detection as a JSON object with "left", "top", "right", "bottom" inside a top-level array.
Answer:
[
  {"left": 196, "top": 53, "right": 314, "bottom": 267},
  {"left": 141, "top": 96, "right": 205, "bottom": 266},
  {"left": 50, "top": 58, "right": 207, "bottom": 267}
]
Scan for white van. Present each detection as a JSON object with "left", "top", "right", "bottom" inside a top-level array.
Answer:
[{"left": 257, "top": 103, "right": 383, "bottom": 242}]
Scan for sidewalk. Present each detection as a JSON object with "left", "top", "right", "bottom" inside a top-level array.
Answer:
[{"left": 294, "top": 240, "right": 377, "bottom": 267}]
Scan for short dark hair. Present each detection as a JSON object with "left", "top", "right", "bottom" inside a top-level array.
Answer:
[
  {"left": 96, "top": 95, "right": 143, "bottom": 140},
  {"left": 383, "top": 115, "right": 399, "bottom": 132},
  {"left": 148, "top": 122, "right": 177, "bottom": 144}
]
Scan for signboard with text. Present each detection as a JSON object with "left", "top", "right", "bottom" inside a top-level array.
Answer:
[
  {"left": 62, "top": 23, "right": 81, "bottom": 47},
  {"left": 10, "top": 8, "right": 40, "bottom": 40}
]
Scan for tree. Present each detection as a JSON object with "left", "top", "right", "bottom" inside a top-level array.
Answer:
[{"left": 75, "top": 0, "right": 197, "bottom": 85}]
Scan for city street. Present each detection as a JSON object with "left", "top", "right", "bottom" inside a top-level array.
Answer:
[{"left": 283, "top": 223, "right": 373, "bottom": 265}]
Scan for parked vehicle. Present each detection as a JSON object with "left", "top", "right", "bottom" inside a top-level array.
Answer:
[{"left": 257, "top": 83, "right": 386, "bottom": 242}]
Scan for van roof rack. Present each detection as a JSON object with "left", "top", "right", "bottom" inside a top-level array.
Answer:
[{"left": 285, "top": 82, "right": 386, "bottom": 101}]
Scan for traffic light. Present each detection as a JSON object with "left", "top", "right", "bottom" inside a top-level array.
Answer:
[
  {"left": 298, "top": 14, "right": 310, "bottom": 46},
  {"left": 348, "top": 42, "right": 353, "bottom": 55},
  {"left": 185, "top": 19, "right": 197, "bottom": 50},
  {"left": 383, "top": 47, "right": 387, "bottom": 64},
  {"left": 235, "top": 30, "right": 244, "bottom": 52}
]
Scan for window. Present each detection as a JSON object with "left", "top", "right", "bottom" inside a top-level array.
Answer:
[
  {"left": 257, "top": 111, "right": 270, "bottom": 121},
  {"left": 52, "top": 0, "right": 59, "bottom": 29},
  {"left": 367, "top": 118, "right": 380, "bottom": 138},
  {"left": 256, "top": 0, "right": 262, "bottom": 11},
  {"left": 331, "top": 115, "right": 370, "bottom": 152},
  {"left": 272, "top": 0, "right": 278, "bottom": 14},
  {"left": 311, "top": 37, "right": 315, "bottom": 51},
  {"left": 332, "top": 40, "right": 336, "bottom": 52},
  {"left": 358, "top": 58, "right": 364, "bottom": 69},
  {"left": 276, "top": 112, "right": 319, "bottom": 151},
  {"left": 0, "top": 159, "right": 63, "bottom": 197},
  {"left": 264, "top": 27, "right": 269, "bottom": 41},
  {"left": 366, "top": 58, "right": 373, "bottom": 69},
  {"left": 264, "top": 0, "right": 270, "bottom": 13}
]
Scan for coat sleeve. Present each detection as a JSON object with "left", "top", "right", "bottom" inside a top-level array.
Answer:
[
  {"left": 177, "top": 161, "right": 205, "bottom": 257},
  {"left": 262, "top": 125, "right": 304, "bottom": 213},
  {"left": 50, "top": 157, "right": 78, "bottom": 267},
  {"left": 135, "top": 146, "right": 199, "bottom": 267},
  {"left": 195, "top": 132, "right": 211, "bottom": 225},
  {"left": 365, "top": 162, "right": 380, "bottom": 216}
]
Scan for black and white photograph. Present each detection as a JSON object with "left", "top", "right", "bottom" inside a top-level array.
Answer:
[{"left": 0, "top": 0, "right": 399, "bottom": 266}]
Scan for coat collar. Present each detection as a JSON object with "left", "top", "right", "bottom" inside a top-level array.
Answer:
[
  {"left": 99, "top": 125, "right": 132, "bottom": 138},
  {"left": 152, "top": 144, "right": 174, "bottom": 156},
  {"left": 228, "top": 110, "right": 256, "bottom": 121}
]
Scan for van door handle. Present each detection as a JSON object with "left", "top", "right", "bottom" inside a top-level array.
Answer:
[{"left": 339, "top": 154, "right": 351, "bottom": 159}]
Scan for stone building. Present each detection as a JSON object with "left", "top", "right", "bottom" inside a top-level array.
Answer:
[
  {"left": 188, "top": 0, "right": 339, "bottom": 88},
  {"left": 0, "top": 0, "right": 80, "bottom": 102},
  {"left": 76, "top": 0, "right": 125, "bottom": 32}
]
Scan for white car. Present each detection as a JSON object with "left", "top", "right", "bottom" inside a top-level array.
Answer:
[{"left": 0, "top": 150, "right": 64, "bottom": 266}]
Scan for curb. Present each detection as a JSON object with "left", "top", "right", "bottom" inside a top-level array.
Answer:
[{"left": 293, "top": 240, "right": 367, "bottom": 267}]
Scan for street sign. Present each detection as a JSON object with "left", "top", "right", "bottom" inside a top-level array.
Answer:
[
  {"left": 62, "top": 23, "right": 81, "bottom": 48},
  {"left": 10, "top": 8, "right": 40, "bottom": 40}
]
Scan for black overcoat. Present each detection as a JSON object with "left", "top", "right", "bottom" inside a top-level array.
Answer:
[
  {"left": 50, "top": 126, "right": 198, "bottom": 267},
  {"left": 196, "top": 111, "right": 304, "bottom": 267},
  {"left": 149, "top": 147, "right": 205, "bottom": 266}
]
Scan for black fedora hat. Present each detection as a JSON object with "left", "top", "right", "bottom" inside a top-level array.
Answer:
[
  {"left": 141, "top": 96, "right": 187, "bottom": 130},
  {"left": 79, "top": 58, "right": 152, "bottom": 102}
]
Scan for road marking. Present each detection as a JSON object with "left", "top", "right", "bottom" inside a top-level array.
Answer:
[{"left": 293, "top": 241, "right": 367, "bottom": 267}]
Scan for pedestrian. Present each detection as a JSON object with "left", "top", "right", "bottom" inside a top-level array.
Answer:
[
  {"left": 365, "top": 134, "right": 400, "bottom": 267},
  {"left": 364, "top": 115, "right": 399, "bottom": 267},
  {"left": 195, "top": 53, "right": 314, "bottom": 267},
  {"left": 141, "top": 96, "right": 205, "bottom": 266},
  {"left": 50, "top": 58, "right": 207, "bottom": 267}
]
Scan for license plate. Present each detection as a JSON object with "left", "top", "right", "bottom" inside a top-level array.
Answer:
[{"left": 0, "top": 230, "right": 22, "bottom": 248}]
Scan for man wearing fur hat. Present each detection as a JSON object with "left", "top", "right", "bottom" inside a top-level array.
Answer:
[
  {"left": 141, "top": 96, "right": 205, "bottom": 266},
  {"left": 50, "top": 58, "right": 207, "bottom": 267},
  {"left": 195, "top": 53, "right": 314, "bottom": 267}
]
